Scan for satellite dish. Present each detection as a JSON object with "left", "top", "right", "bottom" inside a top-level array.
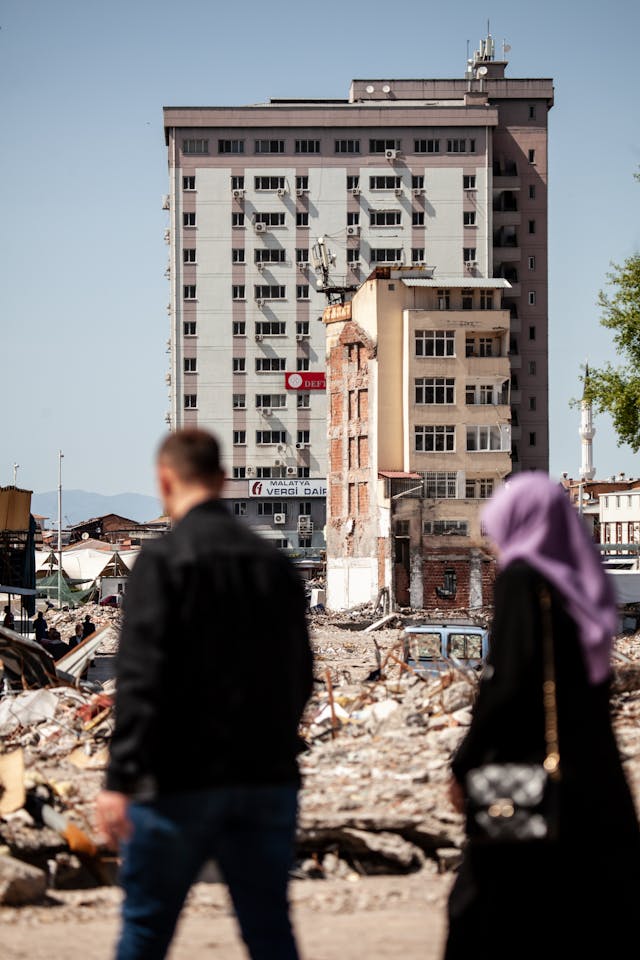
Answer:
[
  {"left": 477, "top": 66, "right": 488, "bottom": 77},
  {"left": 81, "top": 532, "right": 89, "bottom": 540},
  {"left": 365, "top": 84, "right": 375, "bottom": 93},
  {"left": 382, "top": 84, "right": 391, "bottom": 93}
]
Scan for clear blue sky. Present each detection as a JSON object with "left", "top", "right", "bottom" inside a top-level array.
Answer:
[{"left": 1, "top": 0, "right": 639, "bottom": 496}]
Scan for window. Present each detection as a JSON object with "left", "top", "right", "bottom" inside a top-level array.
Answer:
[
  {"left": 233, "top": 431, "right": 246, "bottom": 445},
  {"left": 528, "top": 256, "right": 536, "bottom": 270},
  {"left": 183, "top": 285, "right": 196, "bottom": 300},
  {"left": 232, "top": 213, "right": 245, "bottom": 228},
  {"left": 255, "top": 212, "right": 286, "bottom": 227},
  {"left": 297, "top": 430, "right": 310, "bottom": 445},
  {"left": 297, "top": 393, "right": 310, "bottom": 409},
  {"left": 296, "top": 248, "right": 309, "bottom": 264},
  {"left": 296, "top": 175, "right": 309, "bottom": 191},
  {"left": 256, "top": 357, "right": 286, "bottom": 372},
  {"left": 299, "top": 501, "right": 312, "bottom": 516},
  {"left": 369, "top": 138, "right": 401, "bottom": 153},
  {"left": 255, "top": 248, "right": 286, "bottom": 263},
  {"left": 415, "top": 377, "right": 455, "bottom": 404},
  {"left": 296, "top": 212, "right": 309, "bottom": 227},
  {"left": 254, "top": 285, "right": 285, "bottom": 300},
  {"left": 184, "top": 321, "right": 196, "bottom": 336},
  {"left": 423, "top": 519, "right": 468, "bottom": 536},
  {"left": 528, "top": 149, "right": 536, "bottom": 163},
  {"left": 415, "top": 330, "right": 455, "bottom": 357},
  {"left": 233, "top": 394, "right": 246, "bottom": 409},
  {"left": 529, "top": 396, "right": 537, "bottom": 411},
  {"left": 183, "top": 248, "right": 196, "bottom": 263},
  {"left": 415, "top": 425, "right": 455, "bottom": 452},
  {"left": 255, "top": 139, "right": 285, "bottom": 153},
  {"left": 529, "top": 325, "right": 536, "bottom": 341},
  {"left": 183, "top": 176, "right": 195, "bottom": 190},
  {"left": 528, "top": 220, "right": 536, "bottom": 234},
  {"left": 347, "top": 248, "right": 361, "bottom": 263},
  {"left": 424, "top": 472, "right": 458, "bottom": 498},
  {"left": 437, "top": 289, "right": 450, "bottom": 310},
  {"left": 479, "top": 337, "right": 493, "bottom": 357},
  {"left": 415, "top": 139, "right": 439, "bottom": 153},
  {"left": 233, "top": 358, "right": 246, "bottom": 373},
  {"left": 466, "top": 479, "right": 494, "bottom": 499},
  {"left": 463, "top": 211, "right": 476, "bottom": 226},
  {"left": 184, "top": 394, "right": 197, "bottom": 409},
  {"left": 461, "top": 288, "right": 473, "bottom": 310},
  {"left": 296, "top": 320, "right": 310, "bottom": 336},
  {"left": 232, "top": 248, "right": 245, "bottom": 264},
  {"left": 466, "top": 426, "right": 507, "bottom": 451},
  {"left": 297, "top": 467, "right": 310, "bottom": 478},
  {"left": 370, "top": 210, "right": 401, "bottom": 226},
  {"left": 257, "top": 501, "right": 288, "bottom": 516},
  {"left": 463, "top": 174, "right": 476, "bottom": 190},
  {"left": 183, "top": 212, "right": 196, "bottom": 227},
  {"left": 529, "top": 184, "right": 536, "bottom": 200},
  {"left": 463, "top": 248, "right": 476, "bottom": 263},
  {"left": 370, "top": 248, "right": 402, "bottom": 263},
  {"left": 295, "top": 139, "right": 320, "bottom": 154},
  {"left": 233, "top": 467, "right": 246, "bottom": 479},
  {"left": 346, "top": 175, "right": 360, "bottom": 190},
  {"left": 412, "top": 211, "right": 425, "bottom": 226},
  {"left": 231, "top": 176, "right": 245, "bottom": 190},
  {"left": 255, "top": 320, "right": 286, "bottom": 336},
  {"left": 184, "top": 357, "right": 197, "bottom": 372},
  {"left": 528, "top": 291, "right": 536, "bottom": 306},
  {"left": 296, "top": 284, "right": 310, "bottom": 300},
  {"left": 529, "top": 360, "right": 537, "bottom": 375},
  {"left": 183, "top": 139, "right": 209, "bottom": 154},
  {"left": 447, "top": 139, "right": 475, "bottom": 153},
  {"left": 347, "top": 211, "right": 360, "bottom": 226},
  {"left": 256, "top": 394, "right": 286, "bottom": 409},
  {"left": 412, "top": 175, "right": 425, "bottom": 189},
  {"left": 254, "top": 176, "right": 286, "bottom": 192},
  {"left": 256, "top": 430, "right": 286, "bottom": 445},
  {"left": 480, "top": 290, "right": 493, "bottom": 310},
  {"left": 233, "top": 321, "right": 246, "bottom": 336},
  {"left": 411, "top": 248, "right": 425, "bottom": 263},
  {"left": 529, "top": 432, "right": 537, "bottom": 446},
  {"left": 232, "top": 285, "right": 245, "bottom": 300},
  {"left": 528, "top": 105, "right": 536, "bottom": 120},
  {"left": 297, "top": 357, "right": 310, "bottom": 371},
  {"left": 335, "top": 138, "right": 360, "bottom": 153},
  {"left": 218, "top": 139, "right": 244, "bottom": 154},
  {"left": 369, "top": 175, "right": 402, "bottom": 190},
  {"left": 234, "top": 502, "right": 247, "bottom": 516}
]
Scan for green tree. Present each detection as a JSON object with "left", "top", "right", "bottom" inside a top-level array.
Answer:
[{"left": 581, "top": 174, "right": 640, "bottom": 450}]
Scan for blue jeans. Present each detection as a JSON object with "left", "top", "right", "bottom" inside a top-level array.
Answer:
[{"left": 116, "top": 784, "right": 300, "bottom": 960}]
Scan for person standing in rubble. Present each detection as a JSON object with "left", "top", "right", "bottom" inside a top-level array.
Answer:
[
  {"left": 96, "top": 428, "right": 314, "bottom": 960},
  {"left": 33, "top": 610, "right": 48, "bottom": 645},
  {"left": 444, "top": 472, "right": 640, "bottom": 960},
  {"left": 3, "top": 605, "right": 15, "bottom": 629},
  {"left": 82, "top": 613, "right": 96, "bottom": 638}
]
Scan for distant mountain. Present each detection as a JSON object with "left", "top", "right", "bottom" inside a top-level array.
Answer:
[{"left": 31, "top": 490, "right": 163, "bottom": 527}]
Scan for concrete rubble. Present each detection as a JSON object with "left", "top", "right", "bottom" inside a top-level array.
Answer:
[{"left": 0, "top": 601, "right": 639, "bottom": 903}]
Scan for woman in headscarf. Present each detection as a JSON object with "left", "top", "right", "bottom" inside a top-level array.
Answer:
[{"left": 444, "top": 471, "right": 640, "bottom": 959}]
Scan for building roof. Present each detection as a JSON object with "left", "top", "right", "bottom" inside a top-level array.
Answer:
[
  {"left": 401, "top": 278, "right": 512, "bottom": 289},
  {"left": 378, "top": 471, "right": 422, "bottom": 480}
]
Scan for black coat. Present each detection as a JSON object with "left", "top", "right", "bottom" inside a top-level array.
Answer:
[
  {"left": 106, "top": 499, "right": 314, "bottom": 798},
  {"left": 445, "top": 560, "right": 640, "bottom": 959}
]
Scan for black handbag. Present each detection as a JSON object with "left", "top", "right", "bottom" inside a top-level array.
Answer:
[{"left": 464, "top": 586, "right": 561, "bottom": 843}]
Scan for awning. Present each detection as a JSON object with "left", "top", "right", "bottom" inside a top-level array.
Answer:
[{"left": 402, "top": 277, "right": 512, "bottom": 288}]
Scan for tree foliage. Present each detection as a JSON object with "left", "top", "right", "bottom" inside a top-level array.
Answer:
[{"left": 582, "top": 181, "right": 640, "bottom": 451}]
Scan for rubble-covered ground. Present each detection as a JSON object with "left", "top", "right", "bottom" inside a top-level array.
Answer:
[{"left": 1, "top": 602, "right": 640, "bottom": 958}]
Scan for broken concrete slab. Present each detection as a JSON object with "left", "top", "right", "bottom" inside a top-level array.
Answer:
[{"left": 0, "top": 854, "right": 47, "bottom": 905}]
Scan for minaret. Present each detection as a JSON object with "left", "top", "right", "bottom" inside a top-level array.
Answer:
[{"left": 579, "top": 364, "right": 596, "bottom": 481}]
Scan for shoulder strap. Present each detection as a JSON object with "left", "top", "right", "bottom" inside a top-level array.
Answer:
[{"left": 539, "top": 585, "right": 561, "bottom": 781}]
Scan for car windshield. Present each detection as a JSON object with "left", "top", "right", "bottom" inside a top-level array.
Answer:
[
  {"left": 447, "top": 632, "right": 483, "bottom": 659},
  {"left": 407, "top": 633, "right": 441, "bottom": 660}
]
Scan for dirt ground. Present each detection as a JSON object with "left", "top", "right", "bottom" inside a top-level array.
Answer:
[{"left": 0, "top": 871, "right": 454, "bottom": 959}]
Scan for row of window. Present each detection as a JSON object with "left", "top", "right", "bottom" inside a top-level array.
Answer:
[
  {"left": 184, "top": 173, "right": 477, "bottom": 194},
  {"left": 233, "top": 393, "right": 311, "bottom": 409},
  {"left": 418, "top": 472, "right": 496, "bottom": 499},
  {"left": 184, "top": 138, "right": 478, "bottom": 156},
  {"left": 232, "top": 430, "right": 311, "bottom": 446},
  {"left": 234, "top": 501, "right": 313, "bottom": 516},
  {"left": 415, "top": 425, "right": 510, "bottom": 453}
]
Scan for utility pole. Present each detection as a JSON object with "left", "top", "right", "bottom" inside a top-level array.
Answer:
[{"left": 58, "top": 450, "right": 64, "bottom": 609}]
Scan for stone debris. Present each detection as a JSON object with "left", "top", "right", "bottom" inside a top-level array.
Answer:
[{"left": 0, "top": 854, "right": 48, "bottom": 905}]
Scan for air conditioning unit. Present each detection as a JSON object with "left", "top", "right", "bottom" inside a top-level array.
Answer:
[
  {"left": 274, "top": 513, "right": 286, "bottom": 525},
  {"left": 465, "top": 260, "right": 479, "bottom": 269},
  {"left": 246, "top": 466, "right": 256, "bottom": 477},
  {"left": 254, "top": 222, "right": 267, "bottom": 233},
  {"left": 163, "top": 229, "right": 170, "bottom": 243},
  {"left": 346, "top": 225, "right": 360, "bottom": 237},
  {"left": 351, "top": 187, "right": 361, "bottom": 196},
  {"left": 296, "top": 188, "right": 307, "bottom": 197},
  {"left": 295, "top": 442, "right": 309, "bottom": 449},
  {"left": 412, "top": 187, "right": 424, "bottom": 196},
  {"left": 261, "top": 407, "right": 272, "bottom": 416},
  {"left": 295, "top": 333, "right": 304, "bottom": 341},
  {"left": 385, "top": 149, "right": 398, "bottom": 160},
  {"left": 162, "top": 194, "right": 170, "bottom": 209},
  {"left": 255, "top": 299, "right": 264, "bottom": 307},
  {"left": 256, "top": 261, "right": 265, "bottom": 272},
  {"left": 286, "top": 466, "right": 297, "bottom": 476},
  {"left": 297, "top": 260, "right": 309, "bottom": 269},
  {"left": 277, "top": 188, "right": 287, "bottom": 197},
  {"left": 274, "top": 458, "right": 284, "bottom": 467},
  {"left": 232, "top": 189, "right": 245, "bottom": 199},
  {"left": 394, "top": 187, "right": 404, "bottom": 197},
  {"left": 349, "top": 260, "right": 361, "bottom": 269},
  {"left": 298, "top": 516, "right": 313, "bottom": 532},
  {"left": 255, "top": 333, "right": 264, "bottom": 341}
]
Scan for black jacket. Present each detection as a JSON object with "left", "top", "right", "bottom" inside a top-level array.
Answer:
[{"left": 106, "top": 499, "right": 314, "bottom": 797}]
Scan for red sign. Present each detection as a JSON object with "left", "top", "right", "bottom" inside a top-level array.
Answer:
[{"left": 285, "top": 372, "right": 326, "bottom": 391}]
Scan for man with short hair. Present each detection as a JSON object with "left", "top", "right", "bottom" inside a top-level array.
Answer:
[{"left": 96, "top": 429, "right": 313, "bottom": 960}]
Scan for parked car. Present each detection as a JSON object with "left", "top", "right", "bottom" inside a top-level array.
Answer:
[
  {"left": 99, "top": 595, "right": 119, "bottom": 608},
  {"left": 403, "top": 622, "right": 489, "bottom": 676}
]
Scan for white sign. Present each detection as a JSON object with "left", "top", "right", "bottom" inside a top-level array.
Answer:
[{"left": 249, "top": 479, "right": 327, "bottom": 498}]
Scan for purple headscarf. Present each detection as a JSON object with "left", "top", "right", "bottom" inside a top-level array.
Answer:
[{"left": 481, "top": 471, "right": 617, "bottom": 685}]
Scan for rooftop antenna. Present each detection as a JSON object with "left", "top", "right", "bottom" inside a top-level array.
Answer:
[{"left": 312, "top": 236, "right": 358, "bottom": 306}]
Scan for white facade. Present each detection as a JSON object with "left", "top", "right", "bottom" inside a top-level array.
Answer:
[{"left": 600, "top": 490, "right": 640, "bottom": 545}]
